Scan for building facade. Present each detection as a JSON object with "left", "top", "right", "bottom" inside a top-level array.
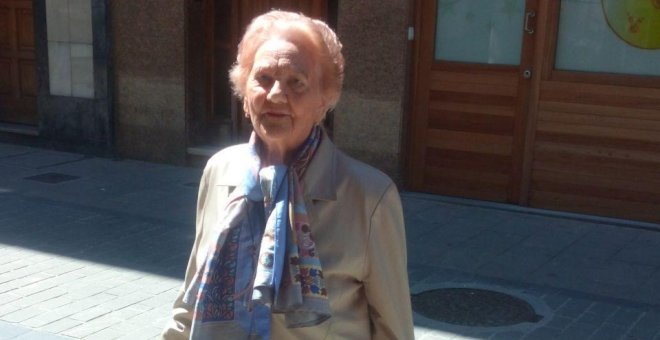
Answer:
[{"left": 1, "top": 0, "right": 659, "bottom": 223}]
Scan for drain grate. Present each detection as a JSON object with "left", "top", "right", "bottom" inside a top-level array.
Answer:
[
  {"left": 412, "top": 288, "right": 543, "bottom": 327},
  {"left": 24, "top": 172, "right": 80, "bottom": 184}
]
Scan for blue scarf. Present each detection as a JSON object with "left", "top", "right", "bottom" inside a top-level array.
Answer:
[{"left": 183, "top": 127, "right": 330, "bottom": 339}]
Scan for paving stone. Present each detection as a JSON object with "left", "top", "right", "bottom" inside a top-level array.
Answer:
[
  {"left": 13, "top": 279, "right": 57, "bottom": 296},
  {"left": 449, "top": 332, "right": 479, "bottom": 340},
  {"left": 61, "top": 314, "right": 121, "bottom": 338},
  {"left": 607, "top": 307, "right": 645, "bottom": 327},
  {"left": 542, "top": 292, "right": 570, "bottom": 310},
  {"left": 0, "top": 301, "right": 24, "bottom": 318},
  {"left": 101, "top": 292, "right": 152, "bottom": 311},
  {"left": 126, "top": 308, "right": 170, "bottom": 327},
  {"left": 104, "top": 282, "right": 142, "bottom": 296},
  {"left": 588, "top": 302, "right": 620, "bottom": 320},
  {"left": 12, "top": 329, "right": 70, "bottom": 339},
  {"left": 561, "top": 229, "right": 637, "bottom": 260},
  {"left": 106, "top": 305, "right": 153, "bottom": 322},
  {"left": 0, "top": 320, "right": 31, "bottom": 338},
  {"left": 627, "top": 312, "right": 660, "bottom": 339},
  {"left": 0, "top": 259, "right": 30, "bottom": 272},
  {"left": 0, "top": 291, "right": 22, "bottom": 305},
  {"left": 521, "top": 228, "right": 582, "bottom": 252},
  {"left": 70, "top": 305, "right": 113, "bottom": 322},
  {"left": 588, "top": 323, "right": 628, "bottom": 340},
  {"left": 113, "top": 324, "right": 162, "bottom": 340},
  {"left": 41, "top": 261, "right": 86, "bottom": 277},
  {"left": 84, "top": 325, "right": 126, "bottom": 340},
  {"left": 21, "top": 309, "right": 68, "bottom": 328},
  {"left": 577, "top": 311, "right": 609, "bottom": 326},
  {"left": 66, "top": 283, "right": 114, "bottom": 300},
  {"left": 490, "top": 330, "right": 525, "bottom": 339},
  {"left": 14, "top": 288, "right": 68, "bottom": 308},
  {"left": 38, "top": 317, "right": 84, "bottom": 334},
  {"left": 2, "top": 306, "right": 47, "bottom": 323},
  {"left": 0, "top": 273, "right": 52, "bottom": 293},
  {"left": 545, "top": 315, "right": 574, "bottom": 330},
  {"left": 560, "top": 321, "right": 598, "bottom": 340},
  {"left": 51, "top": 292, "right": 116, "bottom": 318},
  {"left": 557, "top": 298, "right": 593, "bottom": 318},
  {"left": 477, "top": 246, "right": 555, "bottom": 280},
  {"left": 131, "top": 277, "right": 180, "bottom": 295},
  {"left": 138, "top": 288, "right": 178, "bottom": 308},
  {"left": 522, "top": 326, "right": 562, "bottom": 340}
]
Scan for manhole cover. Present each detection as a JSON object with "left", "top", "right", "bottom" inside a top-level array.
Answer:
[
  {"left": 412, "top": 288, "right": 543, "bottom": 327},
  {"left": 24, "top": 172, "right": 80, "bottom": 184}
]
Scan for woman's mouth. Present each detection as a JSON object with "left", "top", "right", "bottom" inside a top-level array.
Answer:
[{"left": 265, "top": 112, "right": 288, "bottom": 118}]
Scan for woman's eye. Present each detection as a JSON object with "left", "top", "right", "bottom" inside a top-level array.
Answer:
[
  {"left": 257, "top": 74, "right": 273, "bottom": 84},
  {"left": 289, "top": 78, "right": 305, "bottom": 89}
]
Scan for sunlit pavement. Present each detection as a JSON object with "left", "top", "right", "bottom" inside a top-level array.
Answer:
[{"left": 1, "top": 143, "right": 660, "bottom": 339}]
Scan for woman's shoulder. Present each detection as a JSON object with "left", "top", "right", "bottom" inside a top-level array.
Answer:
[
  {"left": 202, "top": 143, "right": 252, "bottom": 185},
  {"left": 333, "top": 147, "right": 396, "bottom": 196},
  {"left": 207, "top": 143, "right": 251, "bottom": 166}
]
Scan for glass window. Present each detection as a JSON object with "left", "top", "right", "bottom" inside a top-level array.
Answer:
[
  {"left": 434, "top": 0, "right": 526, "bottom": 65},
  {"left": 555, "top": 0, "right": 660, "bottom": 77}
]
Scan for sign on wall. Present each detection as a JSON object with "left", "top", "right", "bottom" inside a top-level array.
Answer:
[{"left": 602, "top": 0, "right": 660, "bottom": 49}]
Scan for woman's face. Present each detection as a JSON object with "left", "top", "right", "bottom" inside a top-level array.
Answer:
[{"left": 243, "top": 34, "right": 326, "bottom": 155}]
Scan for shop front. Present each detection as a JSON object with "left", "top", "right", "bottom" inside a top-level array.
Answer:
[{"left": 407, "top": 0, "right": 660, "bottom": 222}]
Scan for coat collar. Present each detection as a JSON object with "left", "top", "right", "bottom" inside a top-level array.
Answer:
[
  {"left": 217, "top": 130, "right": 338, "bottom": 201},
  {"left": 301, "top": 130, "right": 337, "bottom": 201}
]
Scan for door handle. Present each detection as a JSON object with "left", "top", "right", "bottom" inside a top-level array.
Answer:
[{"left": 524, "top": 11, "right": 536, "bottom": 34}]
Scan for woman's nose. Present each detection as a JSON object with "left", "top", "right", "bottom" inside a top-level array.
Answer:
[{"left": 266, "top": 80, "right": 287, "bottom": 103}]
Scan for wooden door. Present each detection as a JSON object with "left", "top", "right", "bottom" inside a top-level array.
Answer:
[
  {"left": 187, "top": 0, "right": 328, "bottom": 152},
  {"left": 526, "top": 1, "right": 660, "bottom": 222},
  {"left": 407, "top": 0, "right": 538, "bottom": 203},
  {"left": 0, "top": 0, "right": 37, "bottom": 125}
]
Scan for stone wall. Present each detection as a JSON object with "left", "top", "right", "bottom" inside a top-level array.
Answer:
[
  {"left": 34, "top": 0, "right": 112, "bottom": 155},
  {"left": 334, "top": 0, "right": 411, "bottom": 183},
  {"left": 110, "top": 1, "right": 186, "bottom": 164}
]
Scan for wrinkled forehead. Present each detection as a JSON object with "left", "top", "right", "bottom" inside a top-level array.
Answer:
[
  {"left": 252, "top": 34, "right": 320, "bottom": 75},
  {"left": 270, "top": 23, "right": 320, "bottom": 55},
  {"left": 270, "top": 21, "right": 317, "bottom": 43},
  {"left": 253, "top": 39, "right": 305, "bottom": 65}
]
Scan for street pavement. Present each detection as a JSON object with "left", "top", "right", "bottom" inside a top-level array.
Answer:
[{"left": 1, "top": 142, "right": 660, "bottom": 339}]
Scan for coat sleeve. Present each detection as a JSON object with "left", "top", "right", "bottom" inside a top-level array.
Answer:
[
  {"left": 364, "top": 183, "right": 414, "bottom": 340},
  {"left": 161, "top": 163, "right": 212, "bottom": 340}
]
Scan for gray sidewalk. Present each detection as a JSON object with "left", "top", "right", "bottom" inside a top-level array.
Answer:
[{"left": 0, "top": 143, "right": 659, "bottom": 339}]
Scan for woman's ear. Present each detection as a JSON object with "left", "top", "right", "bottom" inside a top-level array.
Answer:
[{"left": 243, "top": 99, "right": 250, "bottom": 118}]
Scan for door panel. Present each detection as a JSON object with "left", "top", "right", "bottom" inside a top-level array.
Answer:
[
  {"left": 408, "top": 0, "right": 537, "bottom": 203},
  {"left": 0, "top": 0, "right": 37, "bottom": 125}
]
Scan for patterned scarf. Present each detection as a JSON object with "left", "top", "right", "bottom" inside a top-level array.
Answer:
[{"left": 183, "top": 126, "right": 330, "bottom": 339}]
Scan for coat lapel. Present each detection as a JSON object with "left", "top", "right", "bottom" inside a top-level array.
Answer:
[
  {"left": 212, "top": 133, "right": 337, "bottom": 201},
  {"left": 301, "top": 130, "right": 337, "bottom": 202}
]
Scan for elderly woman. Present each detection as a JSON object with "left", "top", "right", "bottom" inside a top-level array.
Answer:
[{"left": 163, "top": 10, "right": 413, "bottom": 340}]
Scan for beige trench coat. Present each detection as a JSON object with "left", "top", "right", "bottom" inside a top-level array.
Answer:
[{"left": 162, "top": 135, "right": 414, "bottom": 339}]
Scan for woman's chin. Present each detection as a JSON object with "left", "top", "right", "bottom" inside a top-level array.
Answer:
[{"left": 255, "top": 124, "right": 293, "bottom": 144}]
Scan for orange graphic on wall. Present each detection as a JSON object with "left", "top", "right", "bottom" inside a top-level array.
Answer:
[{"left": 602, "top": 0, "right": 660, "bottom": 49}]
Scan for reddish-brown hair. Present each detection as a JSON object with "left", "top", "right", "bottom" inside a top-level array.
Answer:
[{"left": 229, "top": 10, "right": 344, "bottom": 111}]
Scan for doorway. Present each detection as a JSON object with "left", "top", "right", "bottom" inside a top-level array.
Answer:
[
  {"left": 407, "top": 0, "right": 660, "bottom": 223},
  {"left": 0, "top": 0, "right": 38, "bottom": 125},
  {"left": 186, "top": 0, "right": 331, "bottom": 159},
  {"left": 407, "top": 0, "right": 539, "bottom": 203}
]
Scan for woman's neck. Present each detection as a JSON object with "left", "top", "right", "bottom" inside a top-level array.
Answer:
[{"left": 259, "top": 142, "right": 292, "bottom": 166}]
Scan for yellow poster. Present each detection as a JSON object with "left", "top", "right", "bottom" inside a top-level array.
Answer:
[{"left": 602, "top": 0, "right": 660, "bottom": 49}]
